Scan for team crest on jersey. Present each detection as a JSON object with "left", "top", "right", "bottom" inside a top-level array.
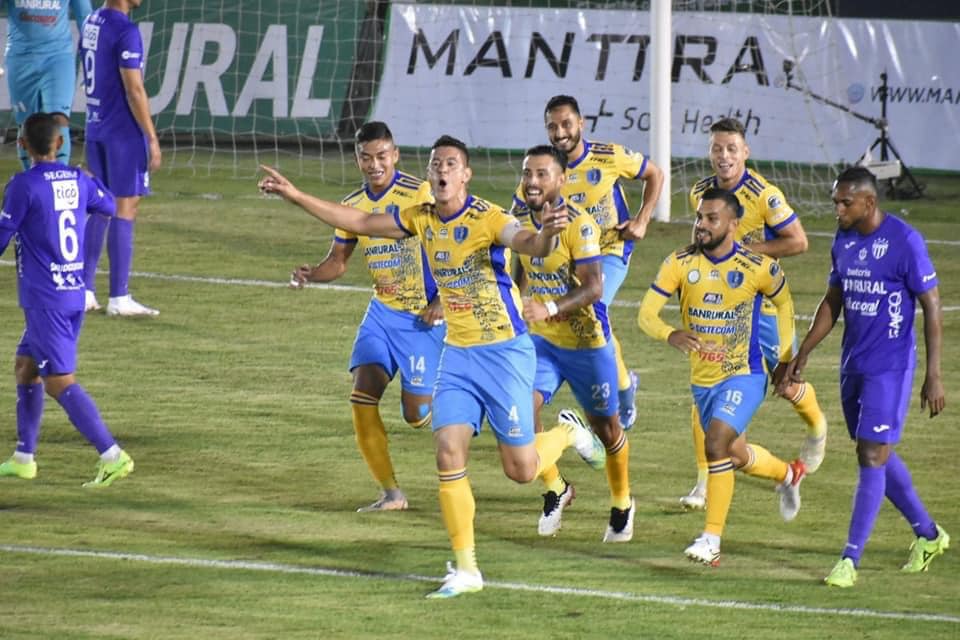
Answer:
[
  {"left": 858, "top": 248, "right": 868, "bottom": 262},
  {"left": 769, "top": 262, "right": 780, "bottom": 276},
  {"left": 872, "top": 237, "right": 889, "bottom": 260},
  {"left": 386, "top": 204, "right": 399, "bottom": 217},
  {"left": 434, "top": 251, "right": 450, "bottom": 263},
  {"left": 687, "top": 269, "right": 701, "bottom": 284},
  {"left": 586, "top": 168, "right": 602, "bottom": 185},
  {"left": 453, "top": 225, "right": 469, "bottom": 243},
  {"left": 703, "top": 292, "right": 723, "bottom": 304},
  {"left": 579, "top": 224, "right": 594, "bottom": 238},
  {"left": 767, "top": 195, "right": 783, "bottom": 209},
  {"left": 727, "top": 271, "right": 744, "bottom": 288}
]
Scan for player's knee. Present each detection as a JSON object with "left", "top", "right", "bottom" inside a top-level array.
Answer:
[{"left": 504, "top": 462, "right": 537, "bottom": 484}]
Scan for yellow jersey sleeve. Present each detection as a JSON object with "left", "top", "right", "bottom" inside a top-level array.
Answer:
[{"left": 614, "top": 143, "right": 648, "bottom": 180}]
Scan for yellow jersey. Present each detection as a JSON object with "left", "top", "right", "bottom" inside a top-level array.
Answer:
[
  {"left": 337, "top": 171, "right": 435, "bottom": 314},
  {"left": 637, "top": 242, "right": 795, "bottom": 387},
  {"left": 513, "top": 198, "right": 608, "bottom": 349},
  {"left": 394, "top": 194, "right": 525, "bottom": 347},
  {"left": 514, "top": 140, "right": 647, "bottom": 263}
]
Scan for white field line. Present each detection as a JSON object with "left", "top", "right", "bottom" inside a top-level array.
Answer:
[{"left": 0, "top": 544, "right": 957, "bottom": 624}]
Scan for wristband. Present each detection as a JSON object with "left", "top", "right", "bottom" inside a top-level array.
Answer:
[{"left": 544, "top": 300, "right": 559, "bottom": 317}]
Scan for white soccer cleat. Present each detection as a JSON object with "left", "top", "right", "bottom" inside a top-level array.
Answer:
[
  {"left": 106, "top": 295, "right": 159, "bottom": 317},
  {"left": 356, "top": 491, "right": 409, "bottom": 513},
  {"left": 799, "top": 430, "right": 827, "bottom": 474},
  {"left": 85, "top": 290, "right": 102, "bottom": 312},
  {"left": 558, "top": 409, "right": 606, "bottom": 471},
  {"left": 679, "top": 485, "right": 707, "bottom": 511},
  {"left": 777, "top": 459, "right": 806, "bottom": 522},
  {"left": 425, "top": 562, "right": 483, "bottom": 599},
  {"left": 684, "top": 534, "right": 720, "bottom": 567},
  {"left": 538, "top": 482, "right": 575, "bottom": 536},
  {"left": 603, "top": 498, "right": 635, "bottom": 543}
]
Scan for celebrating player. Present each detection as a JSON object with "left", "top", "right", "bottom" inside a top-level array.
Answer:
[
  {"left": 3, "top": 0, "right": 91, "bottom": 170},
  {"left": 778, "top": 167, "right": 949, "bottom": 587},
  {"left": 526, "top": 94, "right": 664, "bottom": 430},
  {"left": 0, "top": 113, "right": 135, "bottom": 487},
  {"left": 512, "top": 145, "right": 634, "bottom": 542},
  {"left": 289, "top": 122, "right": 443, "bottom": 512},
  {"left": 680, "top": 117, "right": 827, "bottom": 510},
  {"left": 259, "top": 134, "right": 606, "bottom": 599},
  {"left": 79, "top": 0, "right": 162, "bottom": 316},
  {"left": 638, "top": 188, "right": 805, "bottom": 566}
]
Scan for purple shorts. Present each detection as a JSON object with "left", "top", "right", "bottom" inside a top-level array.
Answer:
[
  {"left": 840, "top": 370, "right": 913, "bottom": 444},
  {"left": 86, "top": 137, "right": 151, "bottom": 198},
  {"left": 16, "top": 308, "right": 84, "bottom": 376}
]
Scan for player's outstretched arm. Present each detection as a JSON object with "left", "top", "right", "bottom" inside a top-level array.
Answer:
[
  {"left": 259, "top": 165, "right": 406, "bottom": 240},
  {"left": 918, "top": 287, "right": 945, "bottom": 418},
  {"left": 779, "top": 285, "right": 841, "bottom": 393},
  {"left": 503, "top": 200, "right": 568, "bottom": 257}
]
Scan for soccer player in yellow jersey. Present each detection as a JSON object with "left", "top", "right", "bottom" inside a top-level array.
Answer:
[
  {"left": 288, "top": 122, "right": 442, "bottom": 513},
  {"left": 680, "top": 117, "right": 827, "bottom": 510},
  {"left": 528, "top": 94, "right": 664, "bottom": 430},
  {"left": 638, "top": 188, "right": 806, "bottom": 565},
  {"left": 512, "top": 145, "right": 634, "bottom": 542},
  {"left": 259, "top": 135, "right": 606, "bottom": 599}
]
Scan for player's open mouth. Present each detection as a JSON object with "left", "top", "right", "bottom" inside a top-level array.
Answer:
[{"left": 438, "top": 179, "right": 448, "bottom": 188}]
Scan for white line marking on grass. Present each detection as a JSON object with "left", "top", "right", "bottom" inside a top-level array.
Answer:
[{"left": 1, "top": 544, "right": 956, "bottom": 624}]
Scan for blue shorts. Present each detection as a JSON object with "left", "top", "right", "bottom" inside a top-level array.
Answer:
[
  {"left": 840, "top": 371, "right": 913, "bottom": 444},
  {"left": 86, "top": 138, "right": 151, "bottom": 198},
  {"left": 16, "top": 308, "right": 84, "bottom": 376},
  {"left": 691, "top": 374, "right": 767, "bottom": 435},
  {"left": 758, "top": 312, "right": 797, "bottom": 374},
  {"left": 5, "top": 51, "right": 76, "bottom": 123},
  {"left": 350, "top": 298, "right": 445, "bottom": 395},
  {"left": 600, "top": 255, "right": 630, "bottom": 306},
  {"left": 532, "top": 335, "right": 618, "bottom": 418},
  {"left": 432, "top": 334, "right": 536, "bottom": 446}
]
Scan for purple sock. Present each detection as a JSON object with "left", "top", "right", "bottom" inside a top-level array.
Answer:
[
  {"left": 83, "top": 214, "right": 111, "bottom": 292},
  {"left": 843, "top": 465, "right": 886, "bottom": 566},
  {"left": 15, "top": 383, "right": 44, "bottom": 454},
  {"left": 885, "top": 451, "right": 938, "bottom": 540},
  {"left": 108, "top": 217, "right": 134, "bottom": 297},
  {"left": 57, "top": 384, "right": 116, "bottom": 454}
]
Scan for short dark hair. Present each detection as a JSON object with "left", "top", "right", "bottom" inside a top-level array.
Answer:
[
  {"left": 355, "top": 121, "right": 394, "bottom": 146},
  {"left": 834, "top": 166, "right": 878, "bottom": 195},
  {"left": 700, "top": 187, "right": 744, "bottom": 218},
  {"left": 709, "top": 117, "right": 746, "bottom": 139},
  {"left": 544, "top": 94, "right": 581, "bottom": 117},
  {"left": 523, "top": 144, "right": 567, "bottom": 171},
  {"left": 431, "top": 134, "right": 469, "bottom": 166},
  {"left": 22, "top": 112, "right": 59, "bottom": 157}
]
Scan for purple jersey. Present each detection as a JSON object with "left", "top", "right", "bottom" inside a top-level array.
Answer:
[
  {"left": 79, "top": 7, "right": 144, "bottom": 142},
  {"left": 0, "top": 162, "right": 115, "bottom": 310},
  {"left": 828, "top": 214, "right": 938, "bottom": 374}
]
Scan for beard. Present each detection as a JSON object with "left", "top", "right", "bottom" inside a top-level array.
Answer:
[{"left": 696, "top": 232, "right": 726, "bottom": 252}]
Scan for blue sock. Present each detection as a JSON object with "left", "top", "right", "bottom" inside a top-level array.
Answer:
[
  {"left": 885, "top": 451, "right": 938, "bottom": 540},
  {"left": 57, "top": 125, "right": 71, "bottom": 165},
  {"left": 83, "top": 214, "right": 110, "bottom": 293},
  {"left": 107, "top": 217, "right": 134, "bottom": 297},
  {"left": 56, "top": 384, "right": 116, "bottom": 454},
  {"left": 15, "top": 383, "right": 44, "bottom": 454},
  {"left": 843, "top": 465, "right": 886, "bottom": 567}
]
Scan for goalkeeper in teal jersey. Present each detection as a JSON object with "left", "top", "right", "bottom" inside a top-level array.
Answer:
[{"left": 3, "top": 0, "right": 92, "bottom": 169}]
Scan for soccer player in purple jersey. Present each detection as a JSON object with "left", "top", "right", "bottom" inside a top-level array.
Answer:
[
  {"left": 0, "top": 112, "right": 134, "bottom": 487},
  {"left": 79, "top": 0, "right": 161, "bottom": 316},
  {"left": 778, "top": 167, "right": 948, "bottom": 587}
]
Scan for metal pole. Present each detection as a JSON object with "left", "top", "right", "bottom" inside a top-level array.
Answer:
[{"left": 651, "top": 0, "right": 671, "bottom": 222}]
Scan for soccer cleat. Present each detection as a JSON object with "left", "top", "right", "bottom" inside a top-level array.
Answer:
[
  {"left": 824, "top": 557, "right": 858, "bottom": 587},
  {"left": 538, "top": 482, "right": 575, "bottom": 537},
  {"left": 357, "top": 491, "right": 409, "bottom": 513},
  {"left": 425, "top": 561, "right": 483, "bottom": 599},
  {"left": 684, "top": 534, "right": 720, "bottom": 567},
  {"left": 619, "top": 370, "right": 639, "bottom": 431},
  {"left": 901, "top": 525, "right": 950, "bottom": 573},
  {"left": 679, "top": 485, "right": 707, "bottom": 511},
  {"left": 0, "top": 457, "right": 37, "bottom": 480},
  {"left": 777, "top": 459, "right": 806, "bottom": 522},
  {"left": 85, "top": 290, "right": 102, "bottom": 312},
  {"left": 558, "top": 409, "right": 606, "bottom": 470},
  {"left": 603, "top": 498, "right": 635, "bottom": 543},
  {"left": 106, "top": 295, "right": 159, "bottom": 317},
  {"left": 82, "top": 450, "right": 134, "bottom": 488},
  {"left": 799, "top": 429, "right": 827, "bottom": 474}
]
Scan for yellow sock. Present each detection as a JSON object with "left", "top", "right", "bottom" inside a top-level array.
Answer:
[
  {"left": 612, "top": 333, "right": 631, "bottom": 391},
  {"left": 605, "top": 432, "right": 631, "bottom": 510},
  {"left": 692, "top": 405, "right": 708, "bottom": 487},
  {"left": 740, "top": 444, "right": 789, "bottom": 483},
  {"left": 705, "top": 458, "right": 735, "bottom": 537},
  {"left": 788, "top": 381, "right": 827, "bottom": 437},
  {"left": 351, "top": 392, "right": 397, "bottom": 490},
  {"left": 535, "top": 427, "right": 570, "bottom": 477},
  {"left": 438, "top": 469, "right": 478, "bottom": 574},
  {"left": 540, "top": 464, "right": 566, "bottom": 494}
]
